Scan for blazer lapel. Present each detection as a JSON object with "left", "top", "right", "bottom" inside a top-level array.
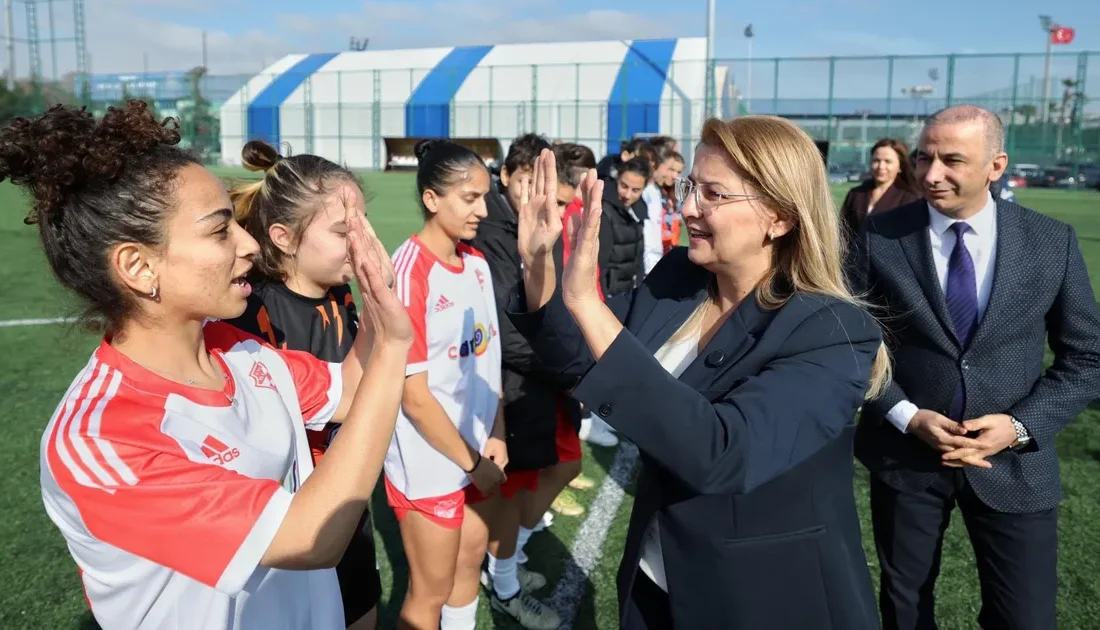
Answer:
[
  {"left": 678, "top": 293, "right": 768, "bottom": 391},
  {"left": 877, "top": 184, "right": 905, "bottom": 212},
  {"left": 967, "top": 201, "right": 1025, "bottom": 348},
  {"left": 898, "top": 208, "right": 956, "bottom": 341},
  {"left": 635, "top": 266, "right": 711, "bottom": 354}
]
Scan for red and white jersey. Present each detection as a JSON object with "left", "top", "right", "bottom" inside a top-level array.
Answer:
[
  {"left": 40, "top": 321, "right": 345, "bottom": 630},
  {"left": 387, "top": 236, "right": 502, "bottom": 501}
]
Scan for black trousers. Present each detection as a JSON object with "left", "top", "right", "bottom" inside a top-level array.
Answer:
[
  {"left": 869, "top": 471, "right": 1058, "bottom": 630},
  {"left": 622, "top": 572, "right": 674, "bottom": 630}
]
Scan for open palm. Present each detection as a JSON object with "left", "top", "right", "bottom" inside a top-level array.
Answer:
[
  {"left": 561, "top": 169, "right": 604, "bottom": 308},
  {"left": 345, "top": 201, "right": 413, "bottom": 347},
  {"left": 516, "top": 148, "right": 563, "bottom": 267}
]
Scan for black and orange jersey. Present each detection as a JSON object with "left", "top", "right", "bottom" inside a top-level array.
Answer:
[
  {"left": 224, "top": 281, "right": 359, "bottom": 462},
  {"left": 227, "top": 281, "right": 359, "bottom": 363}
]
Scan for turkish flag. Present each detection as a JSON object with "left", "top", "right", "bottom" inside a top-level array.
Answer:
[{"left": 1050, "top": 26, "right": 1075, "bottom": 45}]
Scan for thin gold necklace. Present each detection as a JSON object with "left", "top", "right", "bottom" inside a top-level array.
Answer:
[{"left": 130, "top": 355, "right": 235, "bottom": 405}]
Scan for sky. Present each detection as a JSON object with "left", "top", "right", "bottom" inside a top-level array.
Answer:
[{"left": 3, "top": 0, "right": 1097, "bottom": 86}]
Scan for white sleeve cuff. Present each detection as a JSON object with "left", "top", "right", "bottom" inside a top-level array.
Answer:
[
  {"left": 215, "top": 487, "right": 293, "bottom": 596},
  {"left": 886, "top": 400, "right": 920, "bottom": 433}
]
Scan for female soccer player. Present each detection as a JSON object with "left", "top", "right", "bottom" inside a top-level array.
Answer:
[
  {"left": 4, "top": 101, "right": 411, "bottom": 630},
  {"left": 386, "top": 139, "right": 506, "bottom": 630},
  {"left": 224, "top": 140, "right": 382, "bottom": 630}
]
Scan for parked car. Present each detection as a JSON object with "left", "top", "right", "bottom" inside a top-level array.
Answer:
[{"left": 990, "top": 171, "right": 1016, "bottom": 203}]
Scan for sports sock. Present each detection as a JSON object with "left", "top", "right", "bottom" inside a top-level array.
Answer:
[
  {"left": 517, "top": 526, "right": 534, "bottom": 554},
  {"left": 440, "top": 597, "right": 478, "bottom": 630},
  {"left": 487, "top": 551, "right": 520, "bottom": 600}
]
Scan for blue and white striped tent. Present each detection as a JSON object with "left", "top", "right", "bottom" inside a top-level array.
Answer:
[{"left": 219, "top": 38, "right": 733, "bottom": 169}]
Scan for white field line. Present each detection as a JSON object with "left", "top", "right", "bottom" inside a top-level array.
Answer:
[
  {"left": 549, "top": 441, "right": 639, "bottom": 629},
  {"left": 0, "top": 317, "right": 78, "bottom": 328}
]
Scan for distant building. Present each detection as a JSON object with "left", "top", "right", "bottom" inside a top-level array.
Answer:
[{"left": 219, "top": 38, "right": 734, "bottom": 169}]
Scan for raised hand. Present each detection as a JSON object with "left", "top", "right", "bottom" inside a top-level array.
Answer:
[
  {"left": 516, "top": 148, "right": 563, "bottom": 268},
  {"left": 346, "top": 202, "right": 413, "bottom": 349},
  {"left": 561, "top": 168, "right": 604, "bottom": 310}
]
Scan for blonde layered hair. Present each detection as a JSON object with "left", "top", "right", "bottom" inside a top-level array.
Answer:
[{"left": 686, "top": 116, "right": 891, "bottom": 398}]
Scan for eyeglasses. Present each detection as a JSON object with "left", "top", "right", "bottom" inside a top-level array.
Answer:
[{"left": 674, "top": 177, "right": 766, "bottom": 209}]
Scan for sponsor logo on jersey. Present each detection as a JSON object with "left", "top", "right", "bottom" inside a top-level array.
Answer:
[
  {"left": 434, "top": 294, "right": 455, "bottom": 313},
  {"left": 201, "top": 435, "right": 241, "bottom": 466},
  {"left": 447, "top": 322, "right": 496, "bottom": 359}
]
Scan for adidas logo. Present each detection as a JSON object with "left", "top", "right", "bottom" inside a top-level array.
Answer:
[
  {"left": 434, "top": 294, "right": 455, "bottom": 313},
  {"left": 201, "top": 435, "right": 241, "bottom": 466}
]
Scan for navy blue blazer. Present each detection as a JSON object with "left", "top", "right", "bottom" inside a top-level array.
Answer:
[{"left": 509, "top": 247, "right": 883, "bottom": 630}]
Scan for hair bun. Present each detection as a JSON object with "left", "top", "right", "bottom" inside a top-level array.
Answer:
[
  {"left": 0, "top": 100, "right": 180, "bottom": 224},
  {"left": 414, "top": 138, "right": 443, "bottom": 162},
  {"left": 241, "top": 140, "right": 281, "bottom": 172}
]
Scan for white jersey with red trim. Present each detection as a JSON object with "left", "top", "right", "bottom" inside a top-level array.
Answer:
[
  {"left": 387, "top": 235, "right": 502, "bottom": 501},
  {"left": 40, "top": 321, "right": 345, "bottom": 630}
]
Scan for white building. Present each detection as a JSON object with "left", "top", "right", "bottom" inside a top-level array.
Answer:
[{"left": 220, "top": 38, "right": 733, "bottom": 169}]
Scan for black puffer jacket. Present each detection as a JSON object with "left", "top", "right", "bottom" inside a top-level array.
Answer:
[
  {"left": 465, "top": 187, "right": 582, "bottom": 471},
  {"left": 597, "top": 182, "right": 647, "bottom": 298}
]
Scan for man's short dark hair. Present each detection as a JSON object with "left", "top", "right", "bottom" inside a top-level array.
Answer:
[{"left": 504, "top": 133, "right": 551, "bottom": 175}]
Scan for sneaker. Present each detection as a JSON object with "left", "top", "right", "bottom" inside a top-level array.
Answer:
[
  {"left": 568, "top": 473, "right": 596, "bottom": 491},
  {"left": 579, "top": 414, "right": 619, "bottom": 447},
  {"left": 550, "top": 490, "right": 585, "bottom": 517},
  {"left": 518, "top": 565, "right": 547, "bottom": 591},
  {"left": 491, "top": 590, "right": 562, "bottom": 629},
  {"left": 481, "top": 565, "right": 548, "bottom": 593}
]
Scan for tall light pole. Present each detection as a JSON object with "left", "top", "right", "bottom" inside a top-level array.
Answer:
[
  {"left": 5, "top": 0, "right": 14, "bottom": 90},
  {"left": 1039, "top": 15, "right": 1053, "bottom": 124},
  {"left": 744, "top": 23, "right": 754, "bottom": 113},
  {"left": 705, "top": 0, "right": 716, "bottom": 118}
]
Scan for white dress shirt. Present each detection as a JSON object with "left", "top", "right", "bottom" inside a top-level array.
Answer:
[
  {"left": 637, "top": 327, "right": 700, "bottom": 591},
  {"left": 886, "top": 192, "right": 998, "bottom": 432}
]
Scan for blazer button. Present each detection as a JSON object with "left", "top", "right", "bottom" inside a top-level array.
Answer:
[
  {"left": 961, "top": 359, "right": 970, "bottom": 370},
  {"left": 597, "top": 403, "right": 613, "bottom": 417},
  {"left": 705, "top": 350, "right": 726, "bottom": 368}
]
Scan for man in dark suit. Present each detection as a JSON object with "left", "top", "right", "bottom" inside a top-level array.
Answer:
[{"left": 850, "top": 104, "right": 1100, "bottom": 630}]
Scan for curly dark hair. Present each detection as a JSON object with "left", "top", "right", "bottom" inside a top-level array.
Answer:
[
  {"left": 229, "top": 139, "right": 363, "bottom": 283},
  {"left": 0, "top": 100, "right": 200, "bottom": 332}
]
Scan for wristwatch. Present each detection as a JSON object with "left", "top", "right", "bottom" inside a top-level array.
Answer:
[{"left": 1010, "top": 416, "right": 1031, "bottom": 449}]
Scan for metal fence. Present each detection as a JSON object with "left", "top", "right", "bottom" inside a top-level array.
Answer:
[{"left": 87, "top": 51, "right": 1100, "bottom": 169}]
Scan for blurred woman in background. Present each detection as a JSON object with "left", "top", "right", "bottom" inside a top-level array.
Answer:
[
  {"left": 839, "top": 138, "right": 919, "bottom": 238},
  {"left": 642, "top": 146, "right": 686, "bottom": 274},
  {"left": 225, "top": 140, "right": 382, "bottom": 630}
]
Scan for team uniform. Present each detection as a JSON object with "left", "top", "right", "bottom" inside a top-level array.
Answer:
[
  {"left": 226, "top": 280, "right": 382, "bottom": 625},
  {"left": 41, "top": 321, "right": 344, "bottom": 630},
  {"left": 385, "top": 236, "right": 503, "bottom": 529}
]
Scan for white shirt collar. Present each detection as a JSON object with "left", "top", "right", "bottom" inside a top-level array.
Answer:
[{"left": 927, "top": 192, "right": 996, "bottom": 237}]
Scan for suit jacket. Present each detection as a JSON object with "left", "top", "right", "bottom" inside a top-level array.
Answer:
[
  {"left": 509, "top": 248, "right": 882, "bottom": 630},
  {"left": 849, "top": 198, "right": 1100, "bottom": 513},
  {"left": 839, "top": 179, "right": 920, "bottom": 239}
]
